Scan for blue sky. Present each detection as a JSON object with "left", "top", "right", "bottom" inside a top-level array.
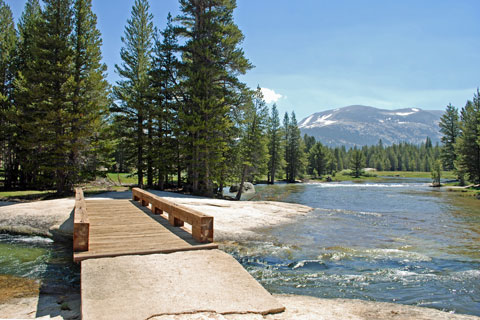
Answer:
[{"left": 6, "top": 0, "right": 480, "bottom": 121}]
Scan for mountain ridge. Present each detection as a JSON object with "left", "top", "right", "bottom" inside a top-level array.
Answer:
[{"left": 298, "top": 105, "right": 443, "bottom": 147}]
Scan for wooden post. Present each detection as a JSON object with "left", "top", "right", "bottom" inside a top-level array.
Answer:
[
  {"left": 153, "top": 207, "right": 163, "bottom": 215},
  {"left": 73, "top": 188, "right": 90, "bottom": 252},
  {"left": 192, "top": 217, "right": 214, "bottom": 243},
  {"left": 168, "top": 213, "right": 184, "bottom": 227}
]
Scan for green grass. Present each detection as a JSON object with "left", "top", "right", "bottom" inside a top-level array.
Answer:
[
  {"left": 306, "top": 170, "right": 459, "bottom": 182},
  {"left": 105, "top": 172, "right": 183, "bottom": 186},
  {"left": 446, "top": 185, "right": 480, "bottom": 199},
  {"left": 376, "top": 171, "right": 457, "bottom": 179},
  {"left": 106, "top": 172, "right": 139, "bottom": 185},
  {"left": 0, "top": 190, "right": 56, "bottom": 201}
]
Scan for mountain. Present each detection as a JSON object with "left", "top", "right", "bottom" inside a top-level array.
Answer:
[{"left": 298, "top": 105, "right": 444, "bottom": 147}]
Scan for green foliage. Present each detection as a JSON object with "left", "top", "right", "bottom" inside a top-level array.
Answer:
[
  {"left": 284, "top": 112, "right": 305, "bottom": 182},
  {"left": 176, "top": 0, "right": 252, "bottom": 195},
  {"left": 308, "top": 142, "right": 334, "bottom": 177},
  {"left": 1, "top": 0, "right": 110, "bottom": 194},
  {"left": 18, "top": 0, "right": 75, "bottom": 194},
  {"left": 267, "top": 103, "right": 283, "bottom": 184},
  {"left": 455, "top": 91, "right": 480, "bottom": 184},
  {"left": 149, "top": 13, "right": 180, "bottom": 189},
  {"left": 235, "top": 86, "right": 269, "bottom": 199},
  {"left": 349, "top": 148, "right": 365, "bottom": 178},
  {"left": 439, "top": 103, "right": 459, "bottom": 171},
  {"left": 70, "top": 0, "right": 111, "bottom": 183},
  {"left": 303, "top": 135, "right": 443, "bottom": 180},
  {"left": 431, "top": 159, "right": 442, "bottom": 186},
  {"left": 113, "top": 0, "right": 154, "bottom": 187},
  {"left": 0, "top": 0, "right": 17, "bottom": 189}
]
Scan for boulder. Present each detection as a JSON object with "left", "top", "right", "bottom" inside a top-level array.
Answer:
[{"left": 229, "top": 182, "right": 255, "bottom": 194}]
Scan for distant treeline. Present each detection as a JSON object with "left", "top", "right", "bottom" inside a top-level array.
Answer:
[
  {"left": 303, "top": 136, "right": 441, "bottom": 178},
  {"left": 1, "top": 0, "right": 478, "bottom": 196}
]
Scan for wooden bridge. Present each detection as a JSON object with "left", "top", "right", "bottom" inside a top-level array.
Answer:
[
  {"left": 73, "top": 188, "right": 285, "bottom": 319},
  {"left": 73, "top": 187, "right": 218, "bottom": 262}
]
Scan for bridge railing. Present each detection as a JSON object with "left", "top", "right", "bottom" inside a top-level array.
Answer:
[
  {"left": 73, "top": 187, "right": 90, "bottom": 251},
  {"left": 132, "top": 188, "right": 214, "bottom": 243}
]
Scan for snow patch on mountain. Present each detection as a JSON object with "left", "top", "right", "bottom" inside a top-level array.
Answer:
[{"left": 299, "top": 105, "right": 443, "bottom": 147}]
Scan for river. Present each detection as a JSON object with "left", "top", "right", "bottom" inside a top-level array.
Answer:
[
  {"left": 1, "top": 179, "right": 479, "bottom": 316},
  {"left": 225, "top": 178, "right": 480, "bottom": 316}
]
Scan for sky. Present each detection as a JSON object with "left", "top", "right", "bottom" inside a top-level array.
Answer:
[{"left": 5, "top": 0, "right": 480, "bottom": 121}]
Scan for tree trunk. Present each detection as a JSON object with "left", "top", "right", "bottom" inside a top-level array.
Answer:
[
  {"left": 147, "top": 118, "right": 153, "bottom": 188},
  {"left": 271, "top": 164, "right": 276, "bottom": 184},
  {"left": 137, "top": 115, "right": 144, "bottom": 188},
  {"left": 177, "top": 141, "right": 181, "bottom": 188},
  {"left": 235, "top": 164, "right": 247, "bottom": 200}
]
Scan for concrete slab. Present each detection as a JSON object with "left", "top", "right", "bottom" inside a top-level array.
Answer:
[{"left": 81, "top": 249, "right": 284, "bottom": 320}]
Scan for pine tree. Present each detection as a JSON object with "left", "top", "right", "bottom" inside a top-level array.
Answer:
[
  {"left": 303, "top": 134, "right": 316, "bottom": 154},
  {"left": 14, "top": 0, "right": 75, "bottom": 193},
  {"left": 0, "top": 0, "right": 17, "bottom": 189},
  {"left": 267, "top": 103, "right": 282, "bottom": 184},
  {"left": 176, "top": 0, "right": 252, "bottom": 195},
  {"left": 308, "top": 142, "right": 329, "bottom": 177},
  {"left": 12, "top": 0, "right": 42, "bottom": 189},
  {"left": 350, "top": 148, "right": 365, "bottom": 178},
  {"left": 455, "top": 92, "right": 480, "bottom": 184},
  {"left": 285, "top": 111, "right": 304, "bottom": 182},
  {"left": 431, "top": 159, "right": 442, "bottom": 187},
  {"left": 70, "top": 0, "right": 110, "bottom": 185},
  {"left": 439, "top": 103, "right": 459, "bottom": 171},
  {"left": 150, "top": 13, "right": 179, "bottom": 189},
  {"left": 235, "top": 86, "right": 269, "bottom": 199},
  {"left": 113, "top": 0, "right": 154, "bottom": 188},
  {"left": 283, "top": 112, "right": 290, "bottom": 181},
  {"left": 40, "top": 0, "right": 75, "bottom": 193}
]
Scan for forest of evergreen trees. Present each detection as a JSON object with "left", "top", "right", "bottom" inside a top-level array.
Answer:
[{"left": 0, "top": 0, "right": 479, "bottom": 196}]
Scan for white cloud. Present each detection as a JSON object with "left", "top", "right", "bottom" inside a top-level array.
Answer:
[{"left": 260, "top": 87, "right": 282, "bottom": 103}]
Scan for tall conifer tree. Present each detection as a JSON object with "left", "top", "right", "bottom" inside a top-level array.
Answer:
[
  {"left": 267, "top": 103, "right": 283, "bottom": 184},
  {"left": 288, "top": 112, "right": 304, "bottom": 182},
  {"left": 150, "top": 13, "right": 179, "bottom": 189},
  {"left": 350, "top": 148, "right": 365, "bottom": 178},
  {"left": 284, "top": 111, "right": 304, "bottom": 182},
  {"left": 0, "top": 0, "right": 17, "bottom": 189},
  {"left": 283, "top": 112, "right": 290, "bottom": 181},
  {"left": 113, "top": 0, "right": 154, "bottom": 188},
  {"left": 70, "top": 0, "right": 110, "bottom": 184},
  {"left": 439, "top": 103, "right": 459, "bottom": 171},
  {"left": 235, "top": 86, "right": 268, "bottom": 200},
  {"left": 15, "top": 0, "right": 74, "bottom": 193},
  {"left": 13, "top": 0, "right": 42, "bottom": 189},
  {"left": 176, "top": 0, "right": 252, "bottom": 195},
  {"left": 455, "top": 92, "right": 480, "bottom": 184}
]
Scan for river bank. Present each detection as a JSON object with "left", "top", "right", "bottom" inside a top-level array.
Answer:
[{"left": 1, "top": 189, "right": 479, "bottom": 319}]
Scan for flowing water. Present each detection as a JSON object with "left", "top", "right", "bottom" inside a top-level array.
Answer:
[
  {"left": 0, "top": 234, "right": 80, "bottom": 299},
  {"left": 225, "top": 179, "right": 480, "bottom": 316},
  {"left": 0, "top": 180, "right": 478, "bottom": 316}
]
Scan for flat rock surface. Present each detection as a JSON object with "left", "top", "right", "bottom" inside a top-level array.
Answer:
[
  {"left": 0, "top": 190, "right": 312, "bottom": 241},
  {"left": 0, "top": 198, "right": 74, "bottom": 239},
  {"left": 148, "top": 294, "right": 480, "bottom": 320},
  {"left": 81, "top": 250, "right": 285, "bottom": 320}
]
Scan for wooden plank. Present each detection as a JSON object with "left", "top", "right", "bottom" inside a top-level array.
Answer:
[
  {"left": 73, "top": 188, "right": 89, "bottom": 252},
  {"left": 131, "top": 188, "right": 214, "bottom": 243},
  {"left": 73, "top": 196, "right": 218, "bottom": 262}
]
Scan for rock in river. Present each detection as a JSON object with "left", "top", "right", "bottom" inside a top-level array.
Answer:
[{"left": 229, "top": 182, "right": 255, "bottom": 194}]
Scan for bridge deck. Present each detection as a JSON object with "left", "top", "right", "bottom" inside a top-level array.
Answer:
[{"left": 73, "top": 199, "right": 218, "bottom": 262}]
